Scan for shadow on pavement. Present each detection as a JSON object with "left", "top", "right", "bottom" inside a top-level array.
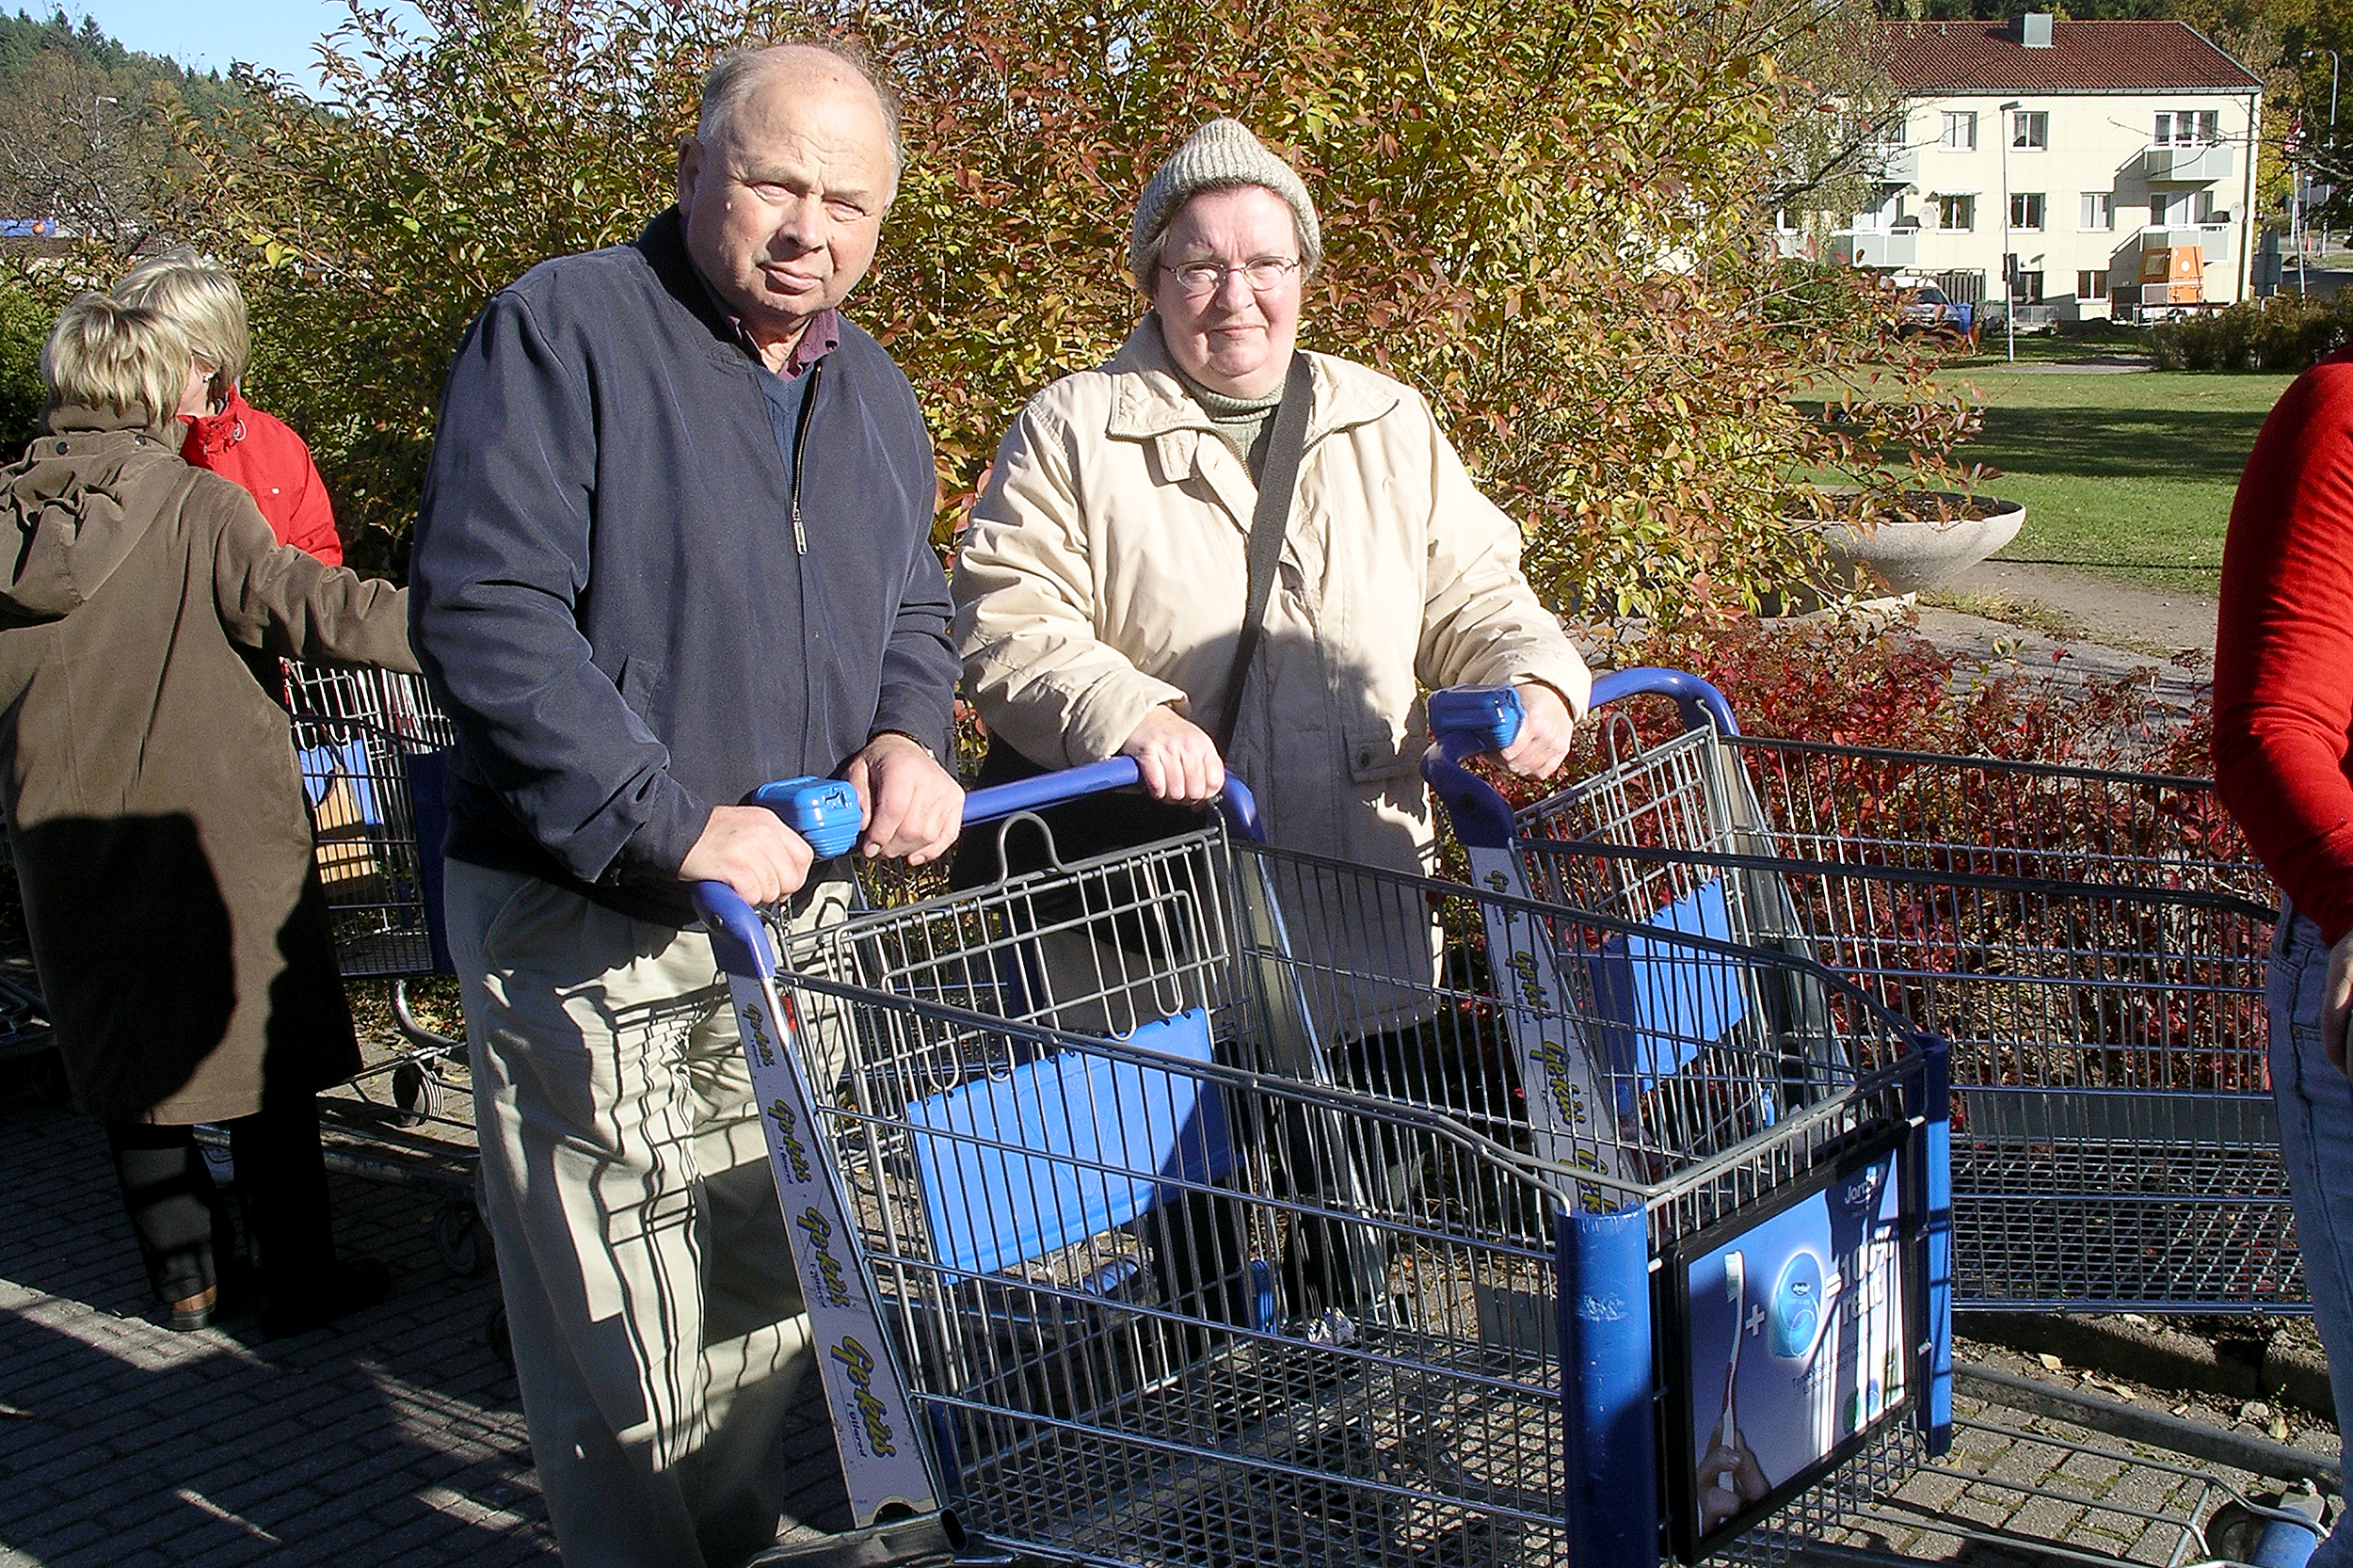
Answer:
[{"left": 0, "top": 1100, "right": 554, "bottom": 1566}]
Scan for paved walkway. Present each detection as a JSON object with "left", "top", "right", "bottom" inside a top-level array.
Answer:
[
  {"left": 5, "top": 1061, "right": 2345, "bottom": 1568},
  {"left": 0, "top": 1091, "right": 849, "bottom": 1567}
]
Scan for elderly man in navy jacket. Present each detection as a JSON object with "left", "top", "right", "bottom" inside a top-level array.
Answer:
[{"left": 409, "top": 42, "right": 961, "bottom": 1568}]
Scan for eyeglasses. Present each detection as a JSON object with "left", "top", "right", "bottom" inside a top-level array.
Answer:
[{"left": 1161, "top": 256, "right": 1304, "bottom": 297}]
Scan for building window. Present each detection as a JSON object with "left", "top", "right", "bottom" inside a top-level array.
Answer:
[
  {"left": 2155, "top": 109, "right": 2220, "bottom": 146},
  {"left": 2149, "top": 191, "right": 2213, "bottom": 226},
  {"left": 1937, "top": 194, "right": 1977, "bottom": 232},
  {"left": 2077, "top": 268, "right": 2108, "bottom": 299},
  {"left": 2079, "top": 192, "right": 2113, "bottom": 231},
  {"left": 2010, "top": 192, "right": 2045, "bottom": 230},
  {"left": 1773, "top": 207, "right": 1797, "bottom": 232},
  {"left": 2016, "top": 270, "right": 2045, "bottom": 303},
  {"left": 1940, "top": 111, "right": 1977, "bottom": 151},
  {"left": 2011, "top": 110, "right": 2048, "bottom": 150}
]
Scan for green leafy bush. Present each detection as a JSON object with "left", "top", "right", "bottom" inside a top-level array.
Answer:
[
  {"left": 0, "top": 275, "right": 53, "bottom": 462},
  {"left": 2152, "top": 293, "right": 2353, "bottom": 373},
  {"left": 172, "top": 0, "right": 1971, "bottom": 609}
]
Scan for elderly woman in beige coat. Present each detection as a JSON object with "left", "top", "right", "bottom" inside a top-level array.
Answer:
[{"left": 953, "top": 119, "right": 1591, "bottom": 1037}]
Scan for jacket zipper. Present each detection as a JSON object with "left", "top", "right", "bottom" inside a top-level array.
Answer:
[{"left": 788, "top": 359, "right": 823, "bottom": 554}]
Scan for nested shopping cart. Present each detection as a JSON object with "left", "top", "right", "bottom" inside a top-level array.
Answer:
[
  {"left": 697, "top": 748, "right": 1954, "bottom": 1568},
  {"left": 272, "top": 661, "right": 485, "bottom": 1275},
  {"left": 1422, "top": 668, "right": 2287, "bottom": 1315}
]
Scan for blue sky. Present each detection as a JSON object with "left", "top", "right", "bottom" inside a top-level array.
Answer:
[{"left": 61, "top": 1, "right": 353, "bottom": 87}]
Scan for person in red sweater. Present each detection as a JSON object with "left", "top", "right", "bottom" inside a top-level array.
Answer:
[
  {"left": 112, "top": 249, "right": 342, "bottom": 564},
  {"left": 2216, "top": 350, "right": 2353, "bottom": 1560}
]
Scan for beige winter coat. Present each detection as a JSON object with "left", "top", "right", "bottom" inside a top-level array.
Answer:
[{"left": 953, "top": 320, "right": 1591, "bottom": 1031}]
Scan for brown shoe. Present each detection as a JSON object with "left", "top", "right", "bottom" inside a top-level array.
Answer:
[{"left": 166, "top": 1285, "right": 217, "bottom": 1333}]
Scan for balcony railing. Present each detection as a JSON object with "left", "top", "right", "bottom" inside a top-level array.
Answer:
[
  {"left": 1832, "top": 228, "right": 1919, "bottom": 268},
  {"left": 2138, "top": 223, "right": 2234, "bottom": 263},
  {"left": 2144, "top": 143, "right": 2234, "bottom": 184},
  {"left": 1864, "top": 144, "right": 1921, "bottom": 184}
]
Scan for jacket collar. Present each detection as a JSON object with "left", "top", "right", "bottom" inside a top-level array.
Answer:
[
  {"left": 1102, "top": 315, "right": 1400, "bottom": 448},
  {"left": 43, "top": 401, "right": 177, "bottom": 444},
  {"left": 636, "top": 206, "right": 771, "bottom": 372},
  {"left": 181, "top": 386, "right": 252, "bottom": 456}
]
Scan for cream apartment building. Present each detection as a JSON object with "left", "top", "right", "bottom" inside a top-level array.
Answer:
[{"left": 1809, "top": 16, "right": 2263, "bottom": 320}]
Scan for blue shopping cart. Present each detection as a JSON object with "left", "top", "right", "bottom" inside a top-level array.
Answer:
[
  {"left": 1423, "top": 668, "right": 2288, "bottom": 1315},
  {"left": 696, "top": 729, "right": 1952, "bottom": 1568}
]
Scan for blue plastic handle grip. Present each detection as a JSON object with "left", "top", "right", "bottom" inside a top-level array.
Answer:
[
  {"left": 1427, "top": 685, "right": 1524, "bottom": 761},
  {"left": 750, "top": 776, "right": 863, "bottom": 859},
  {"left": 693, "top": 879, "right": 774, "bottom": 980}
]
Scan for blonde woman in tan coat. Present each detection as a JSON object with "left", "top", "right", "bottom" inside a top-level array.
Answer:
[
  {"left": 953, "top": 120, "right": 1592, "bottom": 1035},
  {"left": 0, "top": 295, "right": 416, "bottom": 1334}
]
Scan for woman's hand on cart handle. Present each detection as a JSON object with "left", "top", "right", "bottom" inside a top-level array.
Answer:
[
  {"left": 1497, "top": 680, "right": 1574, "bottom": 778},
  {"left": 1119, "top": 705, "right": 1225, "bottom": 804},
  {"left": 958, "top": 753, "right": 1267, "bottom": 844},
  {"left": 679, "top": 804, "right": 813, "bottom": 906},
  {"left": 2325, "top": 929, "right": 2353, "bottom": 1076}
]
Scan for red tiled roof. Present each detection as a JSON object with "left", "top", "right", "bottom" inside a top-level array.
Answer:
[{"left": 1882, "top": 20, "right": 2261, "bottom": 95}]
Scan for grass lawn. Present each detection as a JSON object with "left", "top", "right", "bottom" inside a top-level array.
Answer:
[{"left": 1937, "top": 354, "right": 2291, "bottom": 596}]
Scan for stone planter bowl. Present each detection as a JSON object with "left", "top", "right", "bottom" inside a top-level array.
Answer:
[
  {"left": 1815, "top": 490, "right": 2025, "bottom": 595},
  {"left": 1762, "top": 490, "right": 2025, "bottom": 616}
]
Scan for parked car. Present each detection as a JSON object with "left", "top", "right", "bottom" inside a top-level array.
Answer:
[{"left": 1889, "top": 275, "right": 1972, "bottom": 340}]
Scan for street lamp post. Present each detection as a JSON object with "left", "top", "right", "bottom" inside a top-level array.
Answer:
[
  {"left": 2301, "top": 50, "right": 2342, "bottom": 253},
  {"left": 2001, "top": 99, "right": 2020, "bottom": 362}
]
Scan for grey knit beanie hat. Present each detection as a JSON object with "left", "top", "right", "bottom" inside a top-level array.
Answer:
[{"left": 1129, "top": 119, "right": 1322, "bottom": 292}]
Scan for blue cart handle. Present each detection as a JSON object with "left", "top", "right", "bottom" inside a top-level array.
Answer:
[
  {"left": 695, "top": 880, "right": 776, "bottom": 980},
  {"left": 693, "top": 758, "right": 1267, "bottom": 979},
  {"left": 962, "top": 755, "right": 1263, "bottom": 841},
  {"left": 1587, "top": 667, "right": 1741, "bottom": 738},
  {"left": 1426, "top": 669, "right": 1739, "bottom": 767},
  {"left": 1422, "top": 668, "right": 1741, "bottom": 850}
]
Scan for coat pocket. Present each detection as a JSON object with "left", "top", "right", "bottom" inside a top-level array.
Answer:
[
  {"left": 616, "top": 655, "right": 665, "bottom": 715},
  {"left": 1344, "top": 722, "right": 1419, "bottom": 784}
]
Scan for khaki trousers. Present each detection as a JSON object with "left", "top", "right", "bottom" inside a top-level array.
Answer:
[{"left": 447, "top": 860, "right": 852, "bottom": 1568}]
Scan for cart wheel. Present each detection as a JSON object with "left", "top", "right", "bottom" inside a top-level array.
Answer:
[
  {"left": 435, "top": 1200, "right": 488, "bottom": 1277},
  {"left": 391, "top": 1060, "right": 431, "bottom": 1127},
  {"left": 485, "top": 1303, "right": 512, "bottom": 1368}
]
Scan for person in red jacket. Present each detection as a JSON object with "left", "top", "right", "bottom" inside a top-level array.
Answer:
[
  {"left": 2216, "top": 350, "right": 2353, "bottom": 1568},
  {"left": 112, "top": 248, "right": 342, "bottom": 564}
]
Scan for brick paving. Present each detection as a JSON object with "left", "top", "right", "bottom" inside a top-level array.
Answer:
[
  {"left": 1, "top": 1075, "right": 2344, "bottom": 1568},
  {"left": 0, "top": 1093, "right": 849, "bottom": 1567}
]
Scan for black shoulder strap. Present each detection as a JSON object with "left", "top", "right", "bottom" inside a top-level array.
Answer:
[{"left": 1213, "top": 351, "right": 1314, "bottom": 756}]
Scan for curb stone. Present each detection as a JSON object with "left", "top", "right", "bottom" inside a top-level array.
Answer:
[{"left": 1961, "top": 1313, "right": 2336, "bottom": 1422}]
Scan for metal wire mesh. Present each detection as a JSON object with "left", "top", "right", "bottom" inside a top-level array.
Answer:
[
  {"left": 1510, "top": 717, "right": 2292, "bottom": 1312},
  {"left": 283, "top": 663, "right": 456, "bottom": 980},
  {"left": 763, "top": 824, "right": 1940, "bottom": 1567}
]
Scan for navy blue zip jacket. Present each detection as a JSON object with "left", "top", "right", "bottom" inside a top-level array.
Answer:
[{"left": 409, "top": 208, "right": 956, "bottom": 926}]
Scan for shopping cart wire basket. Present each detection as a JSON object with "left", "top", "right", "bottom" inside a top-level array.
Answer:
[
  {"left": 280, "top": 662, "right": 483, "bottom": 1274},
  {"left": 697, "top": 746, "right": 1952, "bottom": 1568},
  {"left": 1423, "top": 668, "right": 2288, "bottom": 1315}
]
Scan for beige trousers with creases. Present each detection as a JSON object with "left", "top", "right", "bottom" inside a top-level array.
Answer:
[{"left": 447, "top": 859, "right": 852, "bottom": 1568}]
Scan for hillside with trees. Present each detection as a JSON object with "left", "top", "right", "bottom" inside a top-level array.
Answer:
[{"left": 0, "top": 10, "right": 247, "bottom": 454}]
